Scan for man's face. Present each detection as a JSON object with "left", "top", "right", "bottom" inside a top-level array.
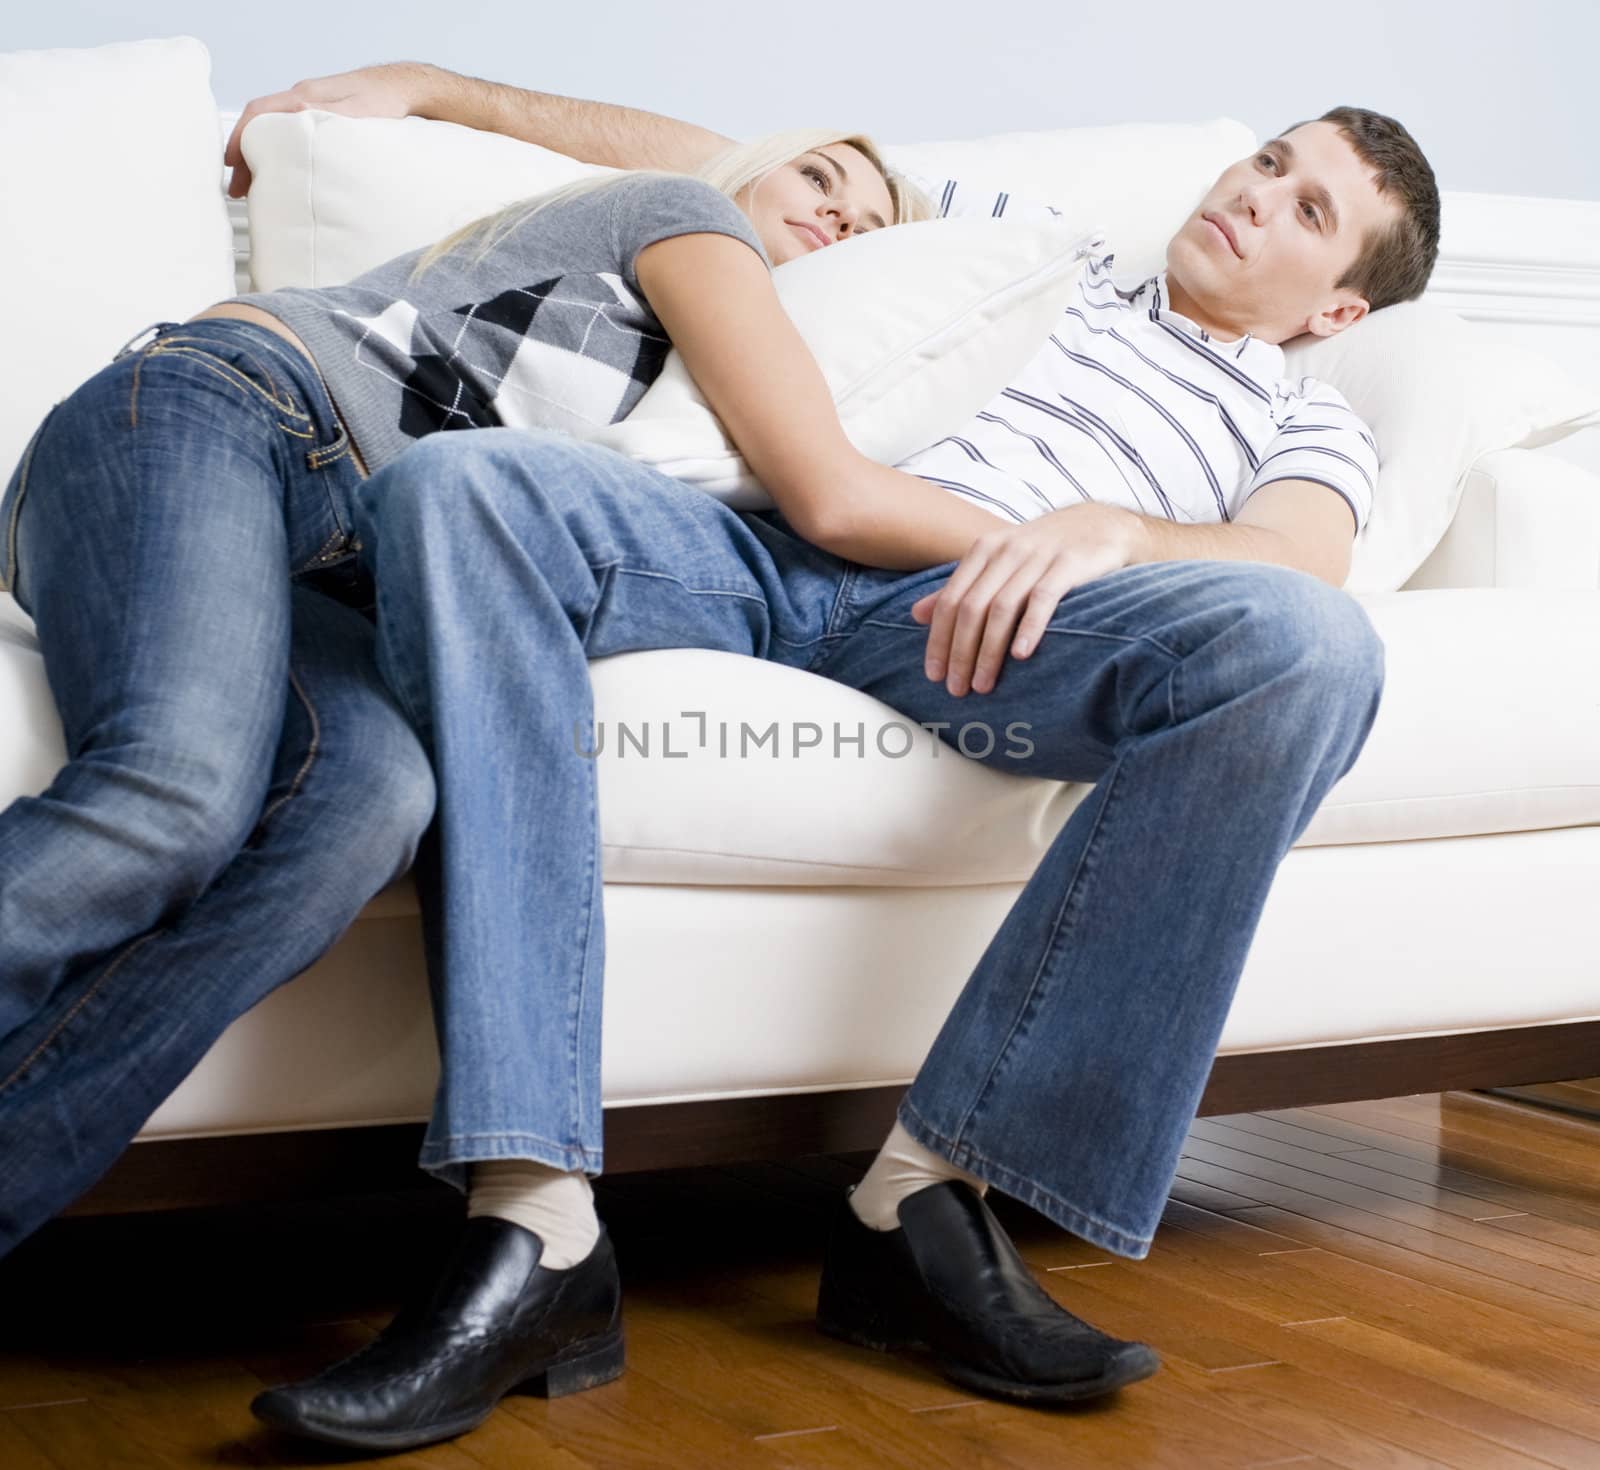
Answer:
[{"left": 1165, "top": 121, "right": 1402, "bottom": 345}]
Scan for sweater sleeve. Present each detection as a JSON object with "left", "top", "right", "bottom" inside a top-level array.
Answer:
[{"left": 606, "top": 174, "right": 770, "bottom": 293}]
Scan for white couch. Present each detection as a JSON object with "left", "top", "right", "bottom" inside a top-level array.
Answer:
[{"left": 4, "top": 39, "right": 1600, "bottom": 1205}]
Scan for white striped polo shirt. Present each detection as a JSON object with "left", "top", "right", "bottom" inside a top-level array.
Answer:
[{"left": 896, "top": 181, "right": 1378, "bottom": 533}]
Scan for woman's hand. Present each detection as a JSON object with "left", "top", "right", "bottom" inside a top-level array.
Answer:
[
  {"left": 225, "top": 63, "right": 437, "bottom": 197},
  {"left": 912, "top": 504, "right": 1148, "bottom": 696}
]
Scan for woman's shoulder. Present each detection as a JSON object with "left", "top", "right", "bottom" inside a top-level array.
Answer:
[
  {"left": 603, "top": 172, "right": 747, "bottom": 224},
  {"left": 601, "top": 173, "right": 766, "bottom": 268}
]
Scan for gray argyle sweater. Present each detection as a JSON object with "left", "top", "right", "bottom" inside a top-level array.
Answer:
[{"left": 236, "top": 174, "right": 767, "bottom": 474}]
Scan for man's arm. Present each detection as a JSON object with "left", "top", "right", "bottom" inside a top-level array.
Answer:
[
  {"left": 906, "top": 480, "right": 1358, "bottom": 698},
  {"left": 225, "top": 62, "right": 733, "bottom": 196},
  {"left": 1179, "top": 478, "right": 1357, "bottom": 588}
]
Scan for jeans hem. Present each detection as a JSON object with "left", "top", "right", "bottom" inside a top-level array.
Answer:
[
  {"left": 418, "top": 1132, "right": 605, "bottom": 1193},
  {"left": 897, "top": 1099, "right": 1153, "bottom": 1260}
]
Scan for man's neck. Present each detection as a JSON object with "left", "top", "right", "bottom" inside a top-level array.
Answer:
[{"left": 1162, "top": 273, "right": 1245, "bottom": 343}]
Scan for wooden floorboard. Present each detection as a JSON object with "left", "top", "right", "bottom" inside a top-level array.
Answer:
[{"left": 7, "top": 1089, "right": 1600, "bottom": 1467}]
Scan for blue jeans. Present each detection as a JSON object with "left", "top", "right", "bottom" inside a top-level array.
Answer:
[
  {"left": 0, "top": 318, "right": 369, "bottom": 1027},
  {"left": 0, "top": 588, "right": 433, "bottom": 1253},
  {"left": 0, "top": 320, "right": 435, "bottom": 1254},
  {"left": 356, "top": 429, "right": 1385, "bottom": 1257}
]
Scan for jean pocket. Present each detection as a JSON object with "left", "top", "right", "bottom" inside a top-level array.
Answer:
[
  {"left": 141, "top": 332, "right": 303, "bottom": 421},
  {"left": 138, "top": 327, "right": 355, "bottom": 481},
  {"left": 1, "top": 402, "right": 62, "bottom": 604}
]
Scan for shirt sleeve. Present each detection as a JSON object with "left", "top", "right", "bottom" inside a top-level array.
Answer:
[
  {"left": 1244, "top": 383, "right": 1379, "bottom": 534},
  {"left": 901, "top": 171, "right": 1067, "bottom": 223},
  {"left": 608, "top": 175, "right": 770, "bottom": 292}
]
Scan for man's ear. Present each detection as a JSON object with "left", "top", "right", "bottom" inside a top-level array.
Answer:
[{"left": 1304, "top": 295, "right": 1371, "bottom": 339}]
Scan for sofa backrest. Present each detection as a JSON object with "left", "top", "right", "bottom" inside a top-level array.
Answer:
[{"left": 0, "top": 38, "right": 236, "bottom": 491}]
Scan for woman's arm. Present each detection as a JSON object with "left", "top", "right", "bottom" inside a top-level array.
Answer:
[
  {"left": 225, "top": 62, "right": 733, "bottom": 196},
  {"left": 634, "top": 233, "right": 1003, "bottom": 571}
]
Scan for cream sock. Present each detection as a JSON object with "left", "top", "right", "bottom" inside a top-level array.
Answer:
[
  {"left": 467, "top": 1160, "right": 601, "bottom": 1269},
  {"left": 849, "top": 1120, "right": 988, "bottom": 1231}
]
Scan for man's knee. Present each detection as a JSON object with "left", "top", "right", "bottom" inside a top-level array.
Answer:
[
  {"left": 1248, "top": 567, "right": 1384, "bottom": 701},
  {"left": 269, "top": 701, "right": 435, "bottom": 919},
  {"left": 359, "top": 717, "right": 436, "bottom": 878}
]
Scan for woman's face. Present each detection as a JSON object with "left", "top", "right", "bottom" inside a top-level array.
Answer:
[{"left": 739, "top": 145, "right": 897, "bottom": 266}]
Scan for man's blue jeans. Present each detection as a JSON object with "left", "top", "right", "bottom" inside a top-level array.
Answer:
[
  {"left": 0, "top": 321, "right": 435, "bottom": 1254},
  {"left": 357, "top": 429, "right": 1385, "bottom": 1259}
]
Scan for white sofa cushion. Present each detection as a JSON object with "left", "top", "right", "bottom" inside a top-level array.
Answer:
[
  {"left": 243, "top": 112, "right": 612, "bottom": 292},
  {"left": 884, "top": 119, "right": 1258, "bottom": 280},
  {"left": 1405, "top": 447, "right": 1600, "bottom": 593},
  {"left": 584, "top": 587, "right": 1600, "bottom": 881},
  {"left": 241, "top": 112, "right": 1256, "bottom": 291},
  {"left": 0, "top": 37, "right": 235, "bottom": 489},
  {"left": 6, "top": 586, "right": 1597, "bottom": 891},
  {"left": 142, "top": 829, "right": 1600, "bottom": 1136},
  {"left": 1286, "top": 301, "right": 1600, "bottom": 594}
]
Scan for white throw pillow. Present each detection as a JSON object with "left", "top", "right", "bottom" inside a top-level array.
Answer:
[
  {"left": 1284, "top": 301, "right": 1600, "bottom": 592},
  {"left": 588, "top": 217, "right": 1096, "bottom": 505},
  {"left": 244, "top": 111, "right": 614, "bottom": 290},
  {"left": 886, "top": 119, "right": 1258, "bottom": 279},
  {"left": 0, "top": 36, "right": 235, "bottom": 489}
]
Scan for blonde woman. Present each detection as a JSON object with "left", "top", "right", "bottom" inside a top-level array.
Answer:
[{"left": 0, "top": 135, "right": 916, "bottom": 1272}]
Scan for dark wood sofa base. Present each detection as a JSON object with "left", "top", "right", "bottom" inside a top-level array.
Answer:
[{"left": 67, "top": 1019, "right": 1600, "bottom": 1217}]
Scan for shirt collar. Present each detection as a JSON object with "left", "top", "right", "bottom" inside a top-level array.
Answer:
[{"left": 1120, "top": 270, "right": 1286, "bottom": 380}]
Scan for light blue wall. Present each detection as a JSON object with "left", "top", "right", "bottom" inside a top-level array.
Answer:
[{"left": 11, "top": 0, "right": 1598, "bottom": 200}]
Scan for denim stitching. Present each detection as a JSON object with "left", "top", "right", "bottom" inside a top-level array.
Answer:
[
  {"left": 165, "top": 325, "right": 364, "bottom": 536},
  {"left": 608, "top": 564, "right": 771, "bottom": 605},
  {"left": 254, "top": 666, "right": 321, "bottom": 832},
  {"left": 423, "top": 1129, "right": 604, "bottom": 1151},
  {"left": 2, "top": 409, "right": 51, "bottom": 595},
  {"left": 421, "top": 1130, "right": 605, "bottom": 1170},
  {"left": 0, "top": 931, "right": 159, "bottom": 1094},
  {"left": 306, "top": 428, "right": 352, "bottom": 471},
  {"left": 822, "top": 566, "right": 860, "bottom": 638},
  {"left": 143, "top": 339, "right": 308, "bottom": 424},
  {"left": 294, "top": 529, "right": 352, "bottom": 575},
  {"left": 570, "top": 727, "right": 601, "bottom": 1152}
]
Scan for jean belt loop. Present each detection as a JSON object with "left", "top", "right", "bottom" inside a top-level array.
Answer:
[{"left": 112, "top": 321, "right": 180, "bottom": 362}]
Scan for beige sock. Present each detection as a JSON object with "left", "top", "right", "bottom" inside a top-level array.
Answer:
[
  {"left": 849, "top": 1119, "right": 988, "bottom": 1231},
  {"left": 467, "top": 1159, "right": 601, "bottom": 1269}
]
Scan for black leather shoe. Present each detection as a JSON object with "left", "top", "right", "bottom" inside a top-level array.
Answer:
[
  {"left": 251, "top": 1218, "right": 623, "bottom": 1451},
  {"left": 816, "top": 1182, "right": 1159, "bottom": 1403}
]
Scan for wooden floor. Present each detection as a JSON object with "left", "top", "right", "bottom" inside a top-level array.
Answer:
[{"left": 6, "top": 1088, "right": 1600, "bottom": 1468}]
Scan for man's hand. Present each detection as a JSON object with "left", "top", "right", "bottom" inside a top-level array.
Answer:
[
  {"left": 224, "top": 62, "right": 438, "bottom": 197},
  {"left": 912, "top": 504, "right": 1146, "bottom": 697}
]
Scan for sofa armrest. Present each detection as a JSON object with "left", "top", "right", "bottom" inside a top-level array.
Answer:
[{"left": 1402, "top": 448, "right": 1600, "bottom": 591}]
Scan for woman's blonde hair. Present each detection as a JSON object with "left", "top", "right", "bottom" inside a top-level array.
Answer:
[{"left": 410, "top": 129, "right": 931, "bottom": 280}]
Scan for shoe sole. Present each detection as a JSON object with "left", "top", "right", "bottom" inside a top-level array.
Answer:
[
  {"left": 252, "top": 1331, "right": 626, "bottom": 1452},
  {"left": 938, "top": 1342, "right": 1162, "bottom": 1404},
  {"left": 819, "top": 1312, "right": 1160, "bottom": 1404}
]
